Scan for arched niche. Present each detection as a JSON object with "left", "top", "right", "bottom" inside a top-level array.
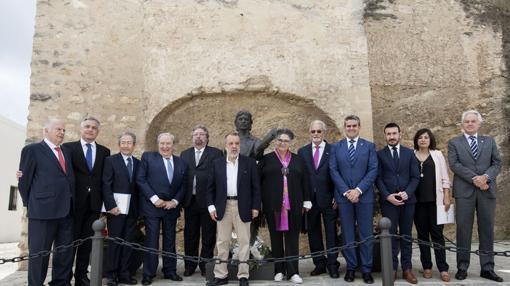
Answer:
[{"left": 146, "top": 91, "right": 342, "bottom": 154}]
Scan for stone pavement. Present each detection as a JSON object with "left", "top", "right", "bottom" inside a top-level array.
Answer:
[{"left": 2, "top": 242, "right": 510, "bottom": 285}]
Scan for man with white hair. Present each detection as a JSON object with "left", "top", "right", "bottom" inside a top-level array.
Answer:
[
  {"left": 448, "top": 110, "right": 502, "bottom": 282},
  {"left": 136, "top": 132, "right": 188, "bottom": 285}
]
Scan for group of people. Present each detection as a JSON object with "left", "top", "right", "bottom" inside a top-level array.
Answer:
[{"left": 18, "top": 109, "right": 502, "bottom": 286}]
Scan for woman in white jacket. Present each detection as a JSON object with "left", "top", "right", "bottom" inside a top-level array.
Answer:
[{"left": 413, "top": 128, "right": 451, "bottom": 282}]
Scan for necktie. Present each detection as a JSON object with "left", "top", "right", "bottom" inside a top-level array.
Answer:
[
  {"left": 348, "top": 139, "right": 356, "bottom": 165},
  {"left": 469, "top": 135, "right": 478, "bottom": 159},
  {"left": 195, "top": 150, "right": 202, "bottom": 166},
  {"left": 126, "top": 157, "right": 133, "bottom": 182},
  {"left": 85, "top": 143, "right": 93, "bottom": 171},
  {"left": 54, "top": 146, "right": 67, "bottom": 174},
  {"left": 313, "top": 145, "right": 320, "bottom": 170},
  {"left": 392, "top": 146, "right": 399, "bottom": 168},
  {"left": 166, "top": 158, "right": 173, "bottom": 184}
]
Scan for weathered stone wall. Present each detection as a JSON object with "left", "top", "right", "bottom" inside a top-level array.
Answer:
[{"left": 364, "top": 0, "right": 510, "bottom": 238}]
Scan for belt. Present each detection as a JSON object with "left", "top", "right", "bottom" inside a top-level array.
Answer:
[{"left": 227, "top": 196, "right": 238, "bottom": 200}]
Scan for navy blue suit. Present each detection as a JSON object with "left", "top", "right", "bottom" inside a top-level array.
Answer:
[
  {"left": 329, "top": 138, "right": 378, "bottom": 273},
  {"left": 136, "top": 152, "right": 187, "bottom": 278},
  {"left": 297, "top": 143, "right": 339, "bottom": 269},
  {"left": 18, "top": 140, "right": 75, "bottom": 286},
  {"left": 376, "top": 145, "right": 419, "bottom": 270},
  {"left": 102, "top": 153, "right": 140, "bottom": 280}
]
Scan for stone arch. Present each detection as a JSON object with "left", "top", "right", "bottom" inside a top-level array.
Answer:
[{"left": 145, "top": 91, "right": 342, "bottom": 154}]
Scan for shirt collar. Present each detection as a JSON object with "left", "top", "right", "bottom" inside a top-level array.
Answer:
[
  {"left": 347, "top": 136, "right": 359, "bottom": 143},
  {"left": 312, "top": 141, "right": 326, "bottom": 149},
  {"left": 226, "top": 156, "right": 239, "bottom": 165},
  {"left": 80, "top": 138, "right": 96, "bottom": 148},
  {"left": 388, "top": 144, "right": 400, "bottom": 151},
  {"left": 464, "top": 133, "right": 478, "bottom": 141},
  {"left": 161, "top": 154, "right": 174, "bottom": 162},
  {"left": 44, "top": 138, "right": 59, "bottom": 149},
  {"left": 194, "top": 147, "right": 205, "bottom": 153},
  {"left": 121, "top": 153, "right": 132, "bottom": 161}
]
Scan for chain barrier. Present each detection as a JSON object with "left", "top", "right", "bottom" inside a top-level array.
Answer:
[{"left": 0, "top": 238, "right": 90, "bottom": 265}]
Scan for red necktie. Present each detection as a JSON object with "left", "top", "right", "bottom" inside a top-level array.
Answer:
[
  {"left": 54, "top": 146, "right": 67, "bottom": 174},
  {"left": 313, "top": 145, "right": 320, "bottom": 170}
]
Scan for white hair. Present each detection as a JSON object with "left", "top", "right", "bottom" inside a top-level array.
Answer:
[
  {"left": 157, "top": 132, "right": 175, "bottom": 144},
  {"left": 461, "top": 110, "right": 483, "bottom": 123},
  {"left": 309, "top": 120, "right": 327, "bottom": 131}
]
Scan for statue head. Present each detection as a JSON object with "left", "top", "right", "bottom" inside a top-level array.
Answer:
[{"left": 234, "top": 110, "right": 253, "bottom": 132}]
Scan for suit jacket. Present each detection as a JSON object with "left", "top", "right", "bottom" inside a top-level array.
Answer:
[
  {"left": 448, "top": 135, "right": 501, "bottom": 199},
  {"left": 136, "top": 152, "right": 188, "bottom": 217},
  {"left": 329, "top": 138, "right": 378, "bottom": 204},
  {"left": 259, "top": 152, "right": 310, "bottom": 230},
  {"left": 18, "top": 141, "right": 75, "bottom": 219},
  {"left": 297, "top": 143, "right": 335, "bottom": 209},
  {"left": 206, "top": 155, "right": 261, "bottom": 223},
  {"left": 63, "top": 140, "right": 110, "bottom": 212},
  {"left": 376, "top": 145, "right": 420, "bottom": 203},
  {"left": 180, "top": 145, "right": 224, "bottom": 208},
  {"left": 102, "top": 153, "right": 140, "bottom": 216}
]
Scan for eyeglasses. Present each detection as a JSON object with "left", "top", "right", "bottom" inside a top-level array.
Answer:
[
  {"left": 277, "top": 139, "right": 291, "bottom": 143},
  {"left": 310, "top": 130, "right": 322, "bottom": 134}
]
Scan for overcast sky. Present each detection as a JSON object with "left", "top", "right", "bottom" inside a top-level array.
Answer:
[{"left": 0, "top": 1, "right": 36, "bottom": 126}]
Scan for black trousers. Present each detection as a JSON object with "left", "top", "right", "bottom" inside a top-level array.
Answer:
[
  {"left": 414, "top": 202, "right": 449, "bottom": 272},
  {"left": 105, "top": 213, "right": 137, "bottom": 279},
  {"left": 269, "top": 228, "right": 300, "bottom": 278},
  {"left": 184, "top": 196, "right": 216, "bottom": 272},
  {"left": 307, "top": 205, "right": 338, "bottom": 267},
  {"left": 73, "top": 206, "right": 99, "bottom": 279}
]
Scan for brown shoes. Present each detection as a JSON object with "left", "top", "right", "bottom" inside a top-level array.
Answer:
[
  {"left": 440, "top": 271, "right": 450, "bottom": 282},
  {"left": 403, "top": 269, "right": 418, "bottom": 284},
  {"left": 423, "top": 269, "right": 432, "bottom": 279}
]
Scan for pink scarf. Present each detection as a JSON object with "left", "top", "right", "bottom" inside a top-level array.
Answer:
[{"left": 274, "top": 150, "right": 291, "bottom": 231}]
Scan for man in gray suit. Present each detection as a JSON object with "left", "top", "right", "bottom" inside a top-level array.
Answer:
[{"left": 448, "top": 110, "right": 502, "bottom": 282}]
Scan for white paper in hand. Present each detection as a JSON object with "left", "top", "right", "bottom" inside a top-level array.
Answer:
[
  {"left": 437, "top": 204, "right": 455, "bottom": 225},
  {"left": 101, "top": 193, "right": 131, "bottom": 215}
]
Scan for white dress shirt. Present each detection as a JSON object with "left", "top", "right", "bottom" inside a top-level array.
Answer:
[
  {"left": 149, "top": 155, "right": 179, "bottom": 206},
  {"left": 44, "top": 138, "right": 65, "bottom": 161},
  {"left": 80, "top": 138, "right": 96, "bottom": 167},
  {"left": 208, "top": 156, "right": 239, "bottom": 214},
  {"left": 388, "top": 144, "right": 401, "bottom": 157}
]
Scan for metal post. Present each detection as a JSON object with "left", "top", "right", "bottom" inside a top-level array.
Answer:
[
  {"left": 379, "top": 217, "right": 394, "bottom": 286},
  {"left": 90, "top": 219, "right": 106, "bottom": 286}
]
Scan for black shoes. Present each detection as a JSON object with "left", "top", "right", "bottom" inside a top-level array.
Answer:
[
  {"left": 74, "top": 276, "right": 90, "bottom": 286},
  {"left": 141, "top": 276, "right": 152, "bottom": 285},
  {"left": 118, "top": 277, "right": 137, "bottom": 285},
  {"left": 481, "top": 270, "right": 504, "bottom": 282},
  {"left": 184, "top": 268, "right": 195, "bottom": 277},
  {"left": 207, "top": 277, "right": 229, "bottom": 286},
  {"left": 310, "top": 266, "right": 327, "bottom": 276},
  {"left": 327, "top": 265, "right": 339, "bottom": 278},
  {"left": 455, "top": 269, "right": 467, "bottom": 280},
  {"left": 239, "top": 277, "right": 249, "bottom": 286},
  {"left": 164, "top": 273, "right": 183, "bottom": 281},
  {"left": 362, "top": 272, "right": 374, "bottom": 284},
  {"left": 344, "top": 270, "right": 355, "bottom": 282}
]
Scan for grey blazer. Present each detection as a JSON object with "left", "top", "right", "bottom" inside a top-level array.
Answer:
[{"left": 447, "top": 134, "right": 501, "bottom": 199}]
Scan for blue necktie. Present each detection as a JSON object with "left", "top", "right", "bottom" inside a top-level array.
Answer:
[
  {"left": 392, "top": 146, "right": 399, "bottom": 168},
  {"left": 469, "top": 135, "right": 478, "bottom": 159},
  {"left": 348, "top": 139, "right": 356, "bottom": 165},
  {"left": 85, "top": 143, "right": 93, "bottom": 171},
  {"left": 126, "top": 157, "right": 133, "bottom": 182},
  {"left": 166, "top": 158, "right": 173, "bottom": 184}
]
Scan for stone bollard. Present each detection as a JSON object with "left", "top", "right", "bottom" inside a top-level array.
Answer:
[
  {"left": 379, "top": 217, "right": 394, "bottom": 286},
  {"left": 90, "top": 219, "right": 106, "bottom": 286}
]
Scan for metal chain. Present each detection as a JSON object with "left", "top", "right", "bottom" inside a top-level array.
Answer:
[{"left": 0, "top": 238, "right": 90, "bottom": 265}]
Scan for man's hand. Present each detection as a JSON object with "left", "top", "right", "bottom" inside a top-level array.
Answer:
[
  {"left": 387, "top": 194, "right": 404, "bottom": 206},
  {"left": 346, "top": 189, "right": 360, "bottom": 203},
  {"left": 210, "top": 210, "right": 218, "bottom": 222},
  {"left": 252, "top": 209, "right": 259, "bottom": 219},
  {"left": 479, "top": 183, "right": 490, "bottom": 191},
  {"left": 163, "top": 200, "right": 177, "bottom": 210},
  {"left": 16, "top": 170, "right": 23, "bottom": 181},
  {"left": 473, "top": 175, "right": 488, "bottom": 186},
  {"left": 155, "top": 199, "right": 165, "bottom": 208},
  {"left": 108, "top": 207, "right": 121, "bottom": 216},
  {"left": 398, "top": 191, "right": 408, "bottom": 201},
  {"left": 443, "top": 195, "right": 451, "bottom": 212}
]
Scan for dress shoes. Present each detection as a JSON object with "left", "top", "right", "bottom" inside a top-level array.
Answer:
[
  {"left": 403, "top": 269, "right": 418, "bottom": 284},
  {"left": 141, "top": 276, "right": 152, "bottom": 285},
  {"left": 440, "top": 271, "right": 450, "bottom": 282},
  {"left": 481, "top": 270, "right": 504, "bottom": 282},
  {"left": 164, "top": 273, "right": 183, "bottom": 281},
  {"left": 310, "top": 266, "right": 327, "bottom": 276},
  {"left": 239, "top": 277, "right": 249, "bottom": 286},
  {"left": 74, "top": 276, "right": 91, "bottom": 286},
  {"left": 362, "top": 272, "right": 374, "bottom": 284},
  {"left": 118, "top": 277, "right": 137, "bottom": 285},
  {"left": 423, "top": 269, "right": 432, "bottom": 279},
  {"left": 183, "top": 268, "right": 195, "bottom": 277},
  {"left": 455, "top": 269, "right": 467, "bottom": 280},
  {"left": 207, "top": 277, "right": 229, "bottom": 286},
  {"left": 106, "top": 278, "right": 117, "bottom": 286},
  {"left": 344, "top": 270, "right": 355, "bottom": 282},
  {"left": 327, "top": 265, "right": 339, "bottom": 278}
]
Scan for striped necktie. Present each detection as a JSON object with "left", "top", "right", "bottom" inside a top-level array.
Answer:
[
  {"left": 348, "top": 139, "right": 356, "bottom": 165},
  {"left": 469, "top": 135, "right": 478, "bottom": 159}
]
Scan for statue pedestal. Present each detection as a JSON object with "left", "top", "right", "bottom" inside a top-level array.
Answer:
[{"left": 205, "top": 261, "right": 274, "bottom": 281}]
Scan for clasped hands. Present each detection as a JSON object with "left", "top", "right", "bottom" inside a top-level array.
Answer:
[
  {"left": 155, "top": 199, "right": 177, "bottom": 210},
  {"left": 472, "top": 175, "right": 489, "bottom": 191},
  {"left": 387, "top": 191, "right": 408, "bottom": 206},
  {"left": 344, "top": 188, "right": 361, "bottom": 203}
]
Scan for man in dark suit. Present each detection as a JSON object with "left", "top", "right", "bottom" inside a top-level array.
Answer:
[
  {"left": 448, "top": 110, "right": 502, "bottom": 282},
  {"left": 18, "top": 118, "right": 75, "bottom": 286},
  {"left": 329, "top": 115, "right": 378, "bottom": 284},
  {"left": 102, "top": 132, "right": 140, "bottom": 286},
  {"left": 136, "top": 132, "right": 188, "bottom": 285},
  {"left": 376, "top": 123, "right": 419, "bottom": 284},
  {"left": 180, "top": 125, "right": 223, "bottom": 277},
  {"left": 207, "top": 131, "right": 261, "bottom": 286},
  {"left": 63, "top": 116, "right": 110, "bottom": 286},
  {"left": 297, "top": 120, "right": 339, "bottom": 278}
]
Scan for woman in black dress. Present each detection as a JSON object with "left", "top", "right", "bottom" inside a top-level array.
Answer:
[
  {"left": 413, "top": 128, "right": 451, "bottom": 282},
  {"left": 259, "top": 128, "right": 311, "bottom": 284}
]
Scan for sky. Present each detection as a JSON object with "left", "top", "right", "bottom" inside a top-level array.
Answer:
[{"left": 0, "top": 1, "right": 36, "bottom": 126}]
